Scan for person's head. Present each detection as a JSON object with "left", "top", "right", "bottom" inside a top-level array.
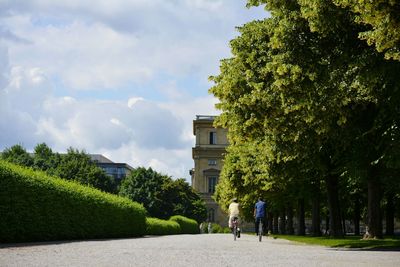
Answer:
[
  {"left": 258, "top": 196, "right": 263, "bottom": 202},
  {"left": 232, "top": 197, "right": 238, "bottom": 203}
]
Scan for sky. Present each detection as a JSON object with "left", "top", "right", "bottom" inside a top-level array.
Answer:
[{"left": 0, "top": 0, "right": 268, "bottom": 182}]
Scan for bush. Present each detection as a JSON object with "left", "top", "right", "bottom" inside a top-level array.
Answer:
[
  {"left": 200, "top": 222, "right": 230, "bottom": 234},
  {"left": 0, "top": 160, "right": 147, "bottom": 243},
  {"left": 169, "top": 215, "right": 199, "bottom": 234},
  {"left": 146, "top": 218, "right": 181, "bottom": 235}
]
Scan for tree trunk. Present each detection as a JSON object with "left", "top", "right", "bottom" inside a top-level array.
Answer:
[
  {"left": 273, "top": 212, "right": 279, "bottom": 234},
  {"left": 311, "top": 181, "right": 321, "bottom": 236},
  {"left": 353, "top": 196, "right": 360, "bottom": 236},
  {"left": 279, "top": 208, "right": 286, "bottom": 234},
  {"left": 286, "top": 205, "right": 294, "bottom": 235},
  {"left": 385, "top": 193, "right": 394, "bottom": 236},
  {"left": 297, "top": 198, "right": 305, "bottom": 236},
  {"left": 325, "top": 174, "right": 343, "bottom": 237},
  {"left": 342, "top": 213, "right": 346, "bottom": 235},
  {"left": 364, "top": 170, "right": 382, "bottom": 239},
  {"left": 325, "top": 215, "right": 329, "bottom": 235},
  {"left": 267, "top": 212, "right": 273, "bottom": 234}
]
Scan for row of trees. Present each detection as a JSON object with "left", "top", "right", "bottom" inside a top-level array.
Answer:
[
  {"left": 210, "top": 0, "right": 400, "bottom": 238},
  {"left": 1, "top": 143, "right": 207, "bottom": 223}
]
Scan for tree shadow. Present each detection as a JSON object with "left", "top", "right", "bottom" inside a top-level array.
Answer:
[{"left": 0, "top": 236, "right": 154, "bottom": 249}]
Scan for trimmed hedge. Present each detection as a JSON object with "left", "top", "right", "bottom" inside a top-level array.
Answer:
[
  {"left": 0, "top": 160, "right": 147, "bottom": 243},
  {"left": 146, "top": 218, "right": 181, "bottom": 235},
  {"left": 169, "top": 215, "right": 199, "bottom": 234},
  {"left": 200, "top": 222, "right": 230, "bottom": 234}
]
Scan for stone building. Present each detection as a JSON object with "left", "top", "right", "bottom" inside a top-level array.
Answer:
[{"left": 190, "top": 115, "right": 228, "bottom": 225}]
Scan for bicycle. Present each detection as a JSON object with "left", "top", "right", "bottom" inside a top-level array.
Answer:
[{"left": 232, "top": 217, "right": 239, "bottom": 241}]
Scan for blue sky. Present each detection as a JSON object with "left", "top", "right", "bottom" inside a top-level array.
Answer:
[{"left": 0, "top": 0, "right": 268, "bottom": 182}]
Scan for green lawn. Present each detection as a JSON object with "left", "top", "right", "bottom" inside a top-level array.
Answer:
[{"left": 270, "top": 235, "right": 400, "bottom": 249}]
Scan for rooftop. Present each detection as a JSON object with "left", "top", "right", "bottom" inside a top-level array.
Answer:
[{"left": 195, "top": 115, "right": 216, "bottom": 121}]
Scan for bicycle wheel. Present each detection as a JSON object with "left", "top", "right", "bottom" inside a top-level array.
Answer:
[
  {"left": 258, "top": 221, "right": 263, "bottom": 242},
  {"left": 233, "top": 225, "right": 237, "bottom": 241}
]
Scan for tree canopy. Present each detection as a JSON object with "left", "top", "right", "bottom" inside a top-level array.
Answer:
[
  {"left": 210, "top": 0, "right": 400, "bottom": 238},
  {"left": 119, "top": 167, "right": 207, "bottom": 222}
]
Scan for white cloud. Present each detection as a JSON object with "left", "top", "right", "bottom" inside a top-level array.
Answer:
[{"left": 0, "top": 1, "right": 268, "bottom": 181}]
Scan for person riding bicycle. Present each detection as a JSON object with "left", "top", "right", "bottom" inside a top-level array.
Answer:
[
  {"left": 254, "top": 197, "right": 266, "bottom": 235},
  {"left": 228, "top": 197, "right": 240, "bottom": 236}
]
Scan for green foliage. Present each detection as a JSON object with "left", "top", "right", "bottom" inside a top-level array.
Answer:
[
  {"left": 146, "top": 218, "right": 181, "bottom": 235},
  {"left": 169, "top": 215, "right": 199, "bottom": 234},
  {"left": 2, "top": 143, "right": 117, "bottom": 193},
  {"left": 0, "top": 160, "right": 147, "bottom": 243},
  {"left": 119, "top": 168, "right": 207, "bottom": 222},
  {"left": 32, "top": 143, "right": 59, "bottom": 172},
  {"left": 54, "top": 148, "right": 116, "bottom": 193},
  {"left": 200, "top": 222, "right": 230, "bottom": 234},
  {"left": 211, "top": 0, "right": 400, "bottom": 238},
  {"left": 334, "top": 0, "right": 400, "bottom": 61},
  {"left": 119, "top": 167, "right": 168, "bottom": 217},
  {"left": 161, "top": 178, "right": 207, "bottom": 223},
  {"left": 1, "top": 144, "right": 33, "bottom": 167}
]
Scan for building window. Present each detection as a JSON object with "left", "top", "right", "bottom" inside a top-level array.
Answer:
[
  {"left": 209, "top": 131, "right": 217, "bottom": 144},
  {"left": 208, "top": 159, "right": 217, "bottom": 166},
  {"left": 208, "top": 208, "right": 215, "bottom": 222},
  {"left": 208, "top": 176, "right": 217, "bottom": 193}
]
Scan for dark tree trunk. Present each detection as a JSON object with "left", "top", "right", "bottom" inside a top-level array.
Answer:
[
  {"left": 311, "top": 181, "right": 321, "bottom": 236},
  {"left": 342, "top": 212, "right": 346, "bottom": 235},
  {"left": 385, "top": 193, "right": 394, "bottom": 236},
  {"left": 325, "top": 215, "right": 329, "bottom": 235},
  {"left": 286, "top": 205, "right": 294, "bottom": 235},
  {"left": 364, "top": 169, "right": 382, "bottom": 239},
  {"left": 273, "top": 212, "right": 279, "bottom": 234},
  {"left": 353, "top": 197, "right": 360, "bottom": 236},
  {"left": 325, "top": 174, "right": 343, "bottom": 237},
  {"left": 297, "top": 198, "right": 305, "bottom": 236},
  {"left": 267, "top": 212, "right": 273, "bottom": 234},
  {"left": 279, "top": 208, "right": 286, "bottom": 234}
]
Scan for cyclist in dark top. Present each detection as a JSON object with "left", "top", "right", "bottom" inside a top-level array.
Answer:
[{"left": 254, "top": 197, "right": 266, "bottom": 235}]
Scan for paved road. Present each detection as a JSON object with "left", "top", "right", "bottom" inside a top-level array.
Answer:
[{"left": 1, "top": 234, "right": 399, "bottom": 267}]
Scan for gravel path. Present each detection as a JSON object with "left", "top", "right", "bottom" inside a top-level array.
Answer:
[{"left": 1, "top": 234, "right": 399, "bottom": 267}]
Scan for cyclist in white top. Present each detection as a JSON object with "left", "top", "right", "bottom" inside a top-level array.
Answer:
[{"left": 228, "top": 198, "right": 240, "bottom": 230}]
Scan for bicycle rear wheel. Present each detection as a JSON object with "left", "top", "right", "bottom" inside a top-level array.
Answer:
[
  {"left": 258, "top": 222, "right": 263, "bottom": 242},
  {"left": 233, "top": 225, "right": 237, "bottom": 241}
]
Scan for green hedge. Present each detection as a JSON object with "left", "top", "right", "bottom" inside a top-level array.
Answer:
[
  {"left": 169, "top": 215, "right": 199, "bottom": 234},
  {"left": 200, "top": 222, "right": 230, "bottom": 234},
  {"left": 0, "top": 160, "right": 147, "bottom": 243},
  {"left": 146, "top": 218, "right": 181, "bottom": 235}
]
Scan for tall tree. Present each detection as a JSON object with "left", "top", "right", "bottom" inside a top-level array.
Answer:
[
  {"left": 1, "top": 144, "right": 33, "bottom": 167},
  {"left": 119, "top": 168, "right": 207, "bottom": 222},
  {"left": 33, "top": 143, "right": 58, "bottom": 172},
  {"left": 55, "top": 148, "right": 116, "bottom": 193},
  {"left": 211, "top": 0, "right": 400, "bottom": 238}
]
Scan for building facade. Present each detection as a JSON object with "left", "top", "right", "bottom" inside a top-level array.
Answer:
[
  {"left": 89, "top": 154, "right": 133, "bottom": 182},
  {"left": 191, "top": 115, "right": 228, "bottom": 225}
]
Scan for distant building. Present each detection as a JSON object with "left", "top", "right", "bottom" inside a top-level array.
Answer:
[
  {"left": 89, "top": 154, "right": 133, "bottom": 182},
  {"left": 191, "top": 115, "right": 228, "bottom": 225}
]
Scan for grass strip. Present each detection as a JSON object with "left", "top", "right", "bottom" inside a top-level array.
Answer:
[{"left": 271, "top": 235, "right": 400, "bottom": 249}]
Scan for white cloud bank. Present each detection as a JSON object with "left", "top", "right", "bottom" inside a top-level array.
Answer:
[{"left": 0, "top": 0, "right": 267, "bottom": 180}]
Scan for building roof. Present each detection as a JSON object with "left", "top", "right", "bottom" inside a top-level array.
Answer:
[
  {"left": 195, "top": 115, "right": 216, "bottom": 121},
  {"left": 89, "top": 154, "right": 134, "bottom": 171},
  {"left": 89, "top": 154, "right": 114, "bottom": 163}
]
